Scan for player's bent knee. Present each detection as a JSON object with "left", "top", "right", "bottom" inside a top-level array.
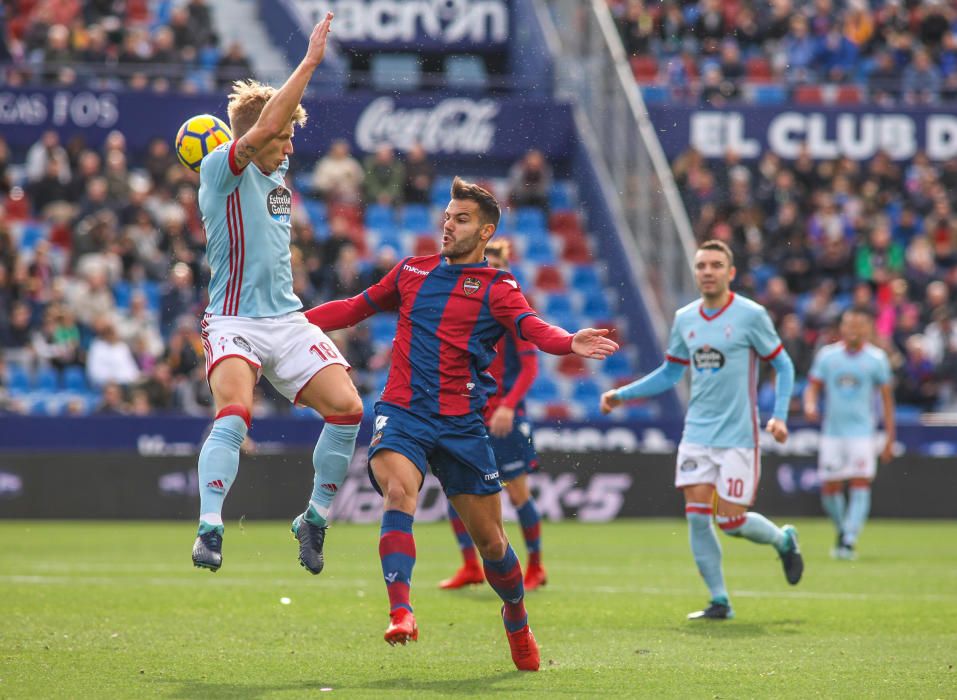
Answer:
[
  {"left": 821, "top": 480, "right": 845, "bottom": 495},
  {"left": 849, "top": 478, "right": 872, "bottom": 489},
  {"left": 474, "top": 533, "right": 508, "bottom": 562}
]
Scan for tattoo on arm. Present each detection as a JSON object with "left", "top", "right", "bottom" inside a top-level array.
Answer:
[{"left": 234, "top": 137, "right": 258, "bottom": 169}]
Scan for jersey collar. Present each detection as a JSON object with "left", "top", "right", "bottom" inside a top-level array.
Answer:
[{"left": 699, "top": 292, "right": 735, "bottom": 322}]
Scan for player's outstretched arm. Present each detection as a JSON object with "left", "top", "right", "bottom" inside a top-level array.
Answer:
[
  {"left": 305, "top": 258, "right": 403, "bottom": 331},
  {"left": 233, "top": 13, "right": 334, "bottom": 169},
  {"left": 600, "top": 359, "right": 686, "bottom": 414}
]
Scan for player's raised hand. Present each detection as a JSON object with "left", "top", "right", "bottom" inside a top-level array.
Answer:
[
  {"left": 599, "top": 390, "right": 622, "bottom": 415},
  {"left": 765, "top": 417, "right": 788, "bottom": 444},
  {"left": 304, "top": 12, "right": 334, "bottom": 67},
  {"left": 572, "top": 328, "right": 619, "bottom": 360}
]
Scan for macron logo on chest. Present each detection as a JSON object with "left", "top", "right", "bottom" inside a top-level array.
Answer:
[{"left": 403, "top": 264, "right": 431, "bottom": 276}]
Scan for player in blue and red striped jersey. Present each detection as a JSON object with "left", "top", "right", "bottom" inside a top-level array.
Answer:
[
  {"left": 190, "top": 14, "right": 364, "bottom": 577},
  {"left": 439, "top": 239, "right": 548, "bottom": 593},
  {"left": 305, "top": 178, "right": 618, "bottom": 671}
]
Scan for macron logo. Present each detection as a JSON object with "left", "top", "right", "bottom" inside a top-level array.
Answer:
[
  {"left": 503, "top": 279, "right": 518, "bottom": 289},
  {"left": 385, "top": 571, "right": 399, "bottom": 583},
  {"left": 403, "top": 264, "right": 430, "bottom": 276}
]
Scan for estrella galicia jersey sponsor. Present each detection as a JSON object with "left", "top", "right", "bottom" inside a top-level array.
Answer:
[{"left": 199, "top": 140, "right": 301, "bottom": 318}]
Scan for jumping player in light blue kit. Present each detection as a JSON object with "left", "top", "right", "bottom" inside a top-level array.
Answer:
[
  {"left": 803, "top": 308, "right": 895, "bottom": 560},
  {"left": 601, "top": 239, "right": 803, "bottom": 620},
  {"left": 191, "top": 13, "right": 364, "bottom": 575}
]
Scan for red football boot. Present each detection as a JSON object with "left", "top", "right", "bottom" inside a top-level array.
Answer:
[
  {"left": 523, "top": 563, "right": 547, "bottom": 592},
  {"left": 505, "top": 620, "right": 540, "bottom": 672},
  {"left": 438, "top": 561, "right": 485, "bottom": 589},
  {"left": 384, "top": 608, "right": 418, "bottom": 646}
]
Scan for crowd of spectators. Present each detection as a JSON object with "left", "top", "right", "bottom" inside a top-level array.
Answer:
[
  {"left": 672, "top": 143, "right": 957, "bottom": 411},
  {"left": 609, "top": 0, "right": 957, "bottom": 104},
  {"left": 0, "top": 0, "right": 253, "bottom": 92}
]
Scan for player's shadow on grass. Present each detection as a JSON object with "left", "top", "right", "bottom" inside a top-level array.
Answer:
[
  {"left": 360, "top": 671, "right": 528, "bottom": 695},
  {"left": 679, "top": 619, "right": 806, "bottom": 637},
  {"left": 157, "top": 679, "right": 334, "bottom": 699}
]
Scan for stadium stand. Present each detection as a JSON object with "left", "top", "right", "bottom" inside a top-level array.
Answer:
[{"left": 609, "top": 0, "right": 957, "bottom": 105}]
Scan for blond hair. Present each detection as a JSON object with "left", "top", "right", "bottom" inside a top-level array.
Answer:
[
  {"left": 227, "top": 79, "right": 308, "bottom": 139},
  {"left": 485, "top": 238, "right": 511, "bottom": 260}
]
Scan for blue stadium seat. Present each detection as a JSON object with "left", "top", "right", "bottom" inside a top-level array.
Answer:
[
  {"left": 199, "top": 46, "right": 221, "bottom": 69},
  {"left": 33, "top": 367, "right": 58, "bottom": 392},
  {"left": 371, "top": 54, "right": 423, "bottom": 92},
  {"left": 294, "top": 173, "right": 313, "bottom": 194},
  {"left": 523, "top": 242, "right": 556, "bottom": 265},
  {"left": 549, "top": 184, "right": 572, "bottom": 210},
  {"left": 5, "top": 364, "right": 30, "bottom": 393},
  {"left": 545, "top": 294, "right": 574, "bottom": 317},
  {"left": 445, "top": 55, "right": 488, "bottom": 91},
  {"left": 400, "top": 205, "right": 431, "bottom": 232},
  {"left": 19, "top": 222, "right": 47, "bottom": 250},
  {"left": 140, "top": 281, "right": 161, "bottom": 311},
  {"left": 303, "top": 199, "right": 327, "bottom": 228},
  {"left": 431, "top": 177, "right": 454, "bottom": 205},
  {"left": 751, "top": 85, "right": 787, "bottom": 104},
  {"left": 61, "top": 366, "right": 88, "bottom": 393},
  {"left": 572, "top": 379, "right": 603, "bottom": 404},
  {"left": 582, "top": 290, "right": 611, "bottom": 318},
  {"left": 640, "top": 86, "right": 670, "bottom": 104},
  {"left": 528, "top": 376, "right": 560, "bottom": 403},
  {"left": 514, "top": 208, "right": 547, "bottom": 234},
  {"left": 366, "top": 204, "right": 395, "bottom": 229},
  {"left": 570, "top": 265, "right": 602, "bottom": 291},
  {"left": 601, "top": 353, "right": 632, "bottom": 379},
  {"left": 113, "top": 281, "right": 131, "bottom": 309}
]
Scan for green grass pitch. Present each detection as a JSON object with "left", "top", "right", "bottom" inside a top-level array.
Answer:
[{"left": 2, "top": 519, "right": 955, "bottom": 698}]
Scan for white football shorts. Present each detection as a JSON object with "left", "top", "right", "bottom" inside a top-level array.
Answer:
[
  {"left": 817, "top": 435, "right": 878, "bottom": 482},
  {"left": 201, "top": 311, "right": 350, "bottom": 404},
  {"left": 675, "top": 441, "right": 761, "bottom": 506}
]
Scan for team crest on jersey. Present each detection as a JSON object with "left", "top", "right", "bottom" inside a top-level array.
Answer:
[
  {"left": 266, "top": 186, "right": 291, "bottom": 223},
  {"left": 462, "top": 277, "right": 482, "bottom": 296},
  {"left": 692, "top": 345, "right": 725, "bottom": 372},
  {"left": 232, "top": 336, "right": 252, "bottom": 353},
  {"left": 370, "top": 431, "right": 384, "bottom": 447}
]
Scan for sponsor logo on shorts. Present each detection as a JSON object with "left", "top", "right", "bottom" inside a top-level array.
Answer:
[
  {"left": 483, "top": 471, "right": 500, "bottom": 481},
  {"left": 266, "top": 186, "right": 291, "bottom": 223},
  {"left": 232, "top": 336, "right": 252, "bottom": 353},
  {"left": 692, "top": 345, "right": 725, "bottom": 372},
  {"left": 463, "top": 277, "right": 482, "bottom": 296},
  {"left": 680, "top": 459, "right": 698, "bottom": 472}
]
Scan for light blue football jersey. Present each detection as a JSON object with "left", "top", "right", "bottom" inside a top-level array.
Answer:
[
  {"left": 808, "top": 342, "right": 892, "bottom": 437},
  {"left": 199, "top": 141, "right": 301, "bottom": 318},
  {"left": 666, "top": 293, "right": 784, "bottom": 448}
]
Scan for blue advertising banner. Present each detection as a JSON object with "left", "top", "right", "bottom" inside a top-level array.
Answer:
[
  {"left": 646, "top": 104, "right": 957, "bottom": 162},
  {"left": 0, "top": 88, "right": 574, "bottom": 162},
  {"left": 1, "top": 415, "right": 955, "bottom": 456},
  {"left": 287, "top": 0, "right": 510, "bottom": 51}
]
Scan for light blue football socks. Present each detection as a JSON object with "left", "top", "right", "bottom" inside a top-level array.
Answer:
[
  {"left": 686, "top": 504, "right": 729, "bottom": 604},
  {"left": 197, "top": 412, "right": 247, "bottom": 528},
  {"left": 305, "top": 420, "right": 361, "bottom": 527},
  {"left": 842, "top": 486, "right": 871, "bottom": 546}
]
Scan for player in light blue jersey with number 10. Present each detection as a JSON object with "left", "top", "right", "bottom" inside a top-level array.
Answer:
[
  {"left": 601, "top": 240, "right": 803, "bottom": 621},
  {"left": 190, "top": 13, "right": 365, "bottom": 577},
  {"left": 803, "top": 308, "right": 895, "bottom": 560}
]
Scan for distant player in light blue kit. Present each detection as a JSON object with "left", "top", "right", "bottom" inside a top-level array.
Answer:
[
  {"left": 803, "top": 308, "right": 895, "bottom": 560},
  {"left": 190, "top": 13, "right": 364, "bottom": 575},
  {"left": 600, "top": 240, "right": 803, "bottom": 620}
]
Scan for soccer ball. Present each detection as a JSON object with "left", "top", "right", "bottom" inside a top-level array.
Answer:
[{"left": 175, "top": 114, "right": 232, "bottom": 172}]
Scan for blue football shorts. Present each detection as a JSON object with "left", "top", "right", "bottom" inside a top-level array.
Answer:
[{"left": 489, "top": 408, "right": 540, "bottom": 481}]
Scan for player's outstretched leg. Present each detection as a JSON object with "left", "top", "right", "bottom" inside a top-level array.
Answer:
[
  {"left": 685, "top": 503, "right": 733, "bottom": 620},
  {"left": 292, "top": 413, "right": 362, "bottom": 575},
  {"left": 192, "top": 406, "right": 249, "bottom": 571},
  {"left": 380, "top": 510, "right": 418, "bottom": 645},
  {"left": 439, "top": 503, "right": 484, "bottom": 589},
  {"left": 516, "top": 499, "right": 547, "bottom": 591},
  {"left": 484, "top": 545, "right": 539, "bottom": 671},
  {"left": 718, "top": 512, "right": 803, "bottom": 585},
  {"left": 821, "top": 481, "right": 847, "bottom": 557},
  {"left": 838, "top": 481, "right": 871, "bottom": 559}
]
